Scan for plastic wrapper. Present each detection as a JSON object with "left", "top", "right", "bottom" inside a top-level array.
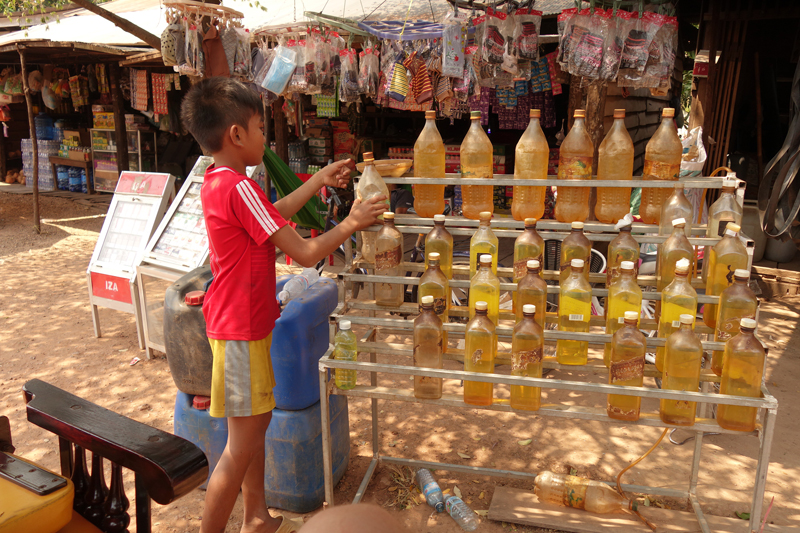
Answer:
[
  {"left": 303, "top": 31, "right": 321, "bottom": 93},
  {"left": 598, "top": 9, "right": 631, "bottom": 81},
  {"left": 329, "top": 33, "right": 345, "bottom": 74},
  {"left": 442, "top": 12, "right": 466, "bottom": 78},
  {"left": 233, "top": 27, "right": 252, "bottom": 80},
  {"left": 453, "top": 45, "right": 476, "bottom": 101},
  {"left": 483, "top": 8, "right": 507, "bottom": 64},
  {"left": 4, "top": 73, "right": 22, "bottom": 95},
  {"left": 286, "top": 40, "right": 308, "bottom": 93},
  {"left": 262, "top": 44, "right": 297, "bottom": 96},
  {"left": 255, "top": 47, "right": 276, "bottom": 87},
  {"left": 338, "top": 48, "right": 360, "bottom": 103},
  {"left": 513, "top": 8, "right": 542, "bottom": 61},
  {"left": 645, "top": 15, "right": 678, "bottom": 89},
  {"left": 617, "top": 11, "right": 660, "bottom": 86},
  {"left": 556, "top": 7, "right": 578, "bottom": 68},
  {"left": 358, "top": 47, "right": 380, "bottom": 98},
  {"left": 179, "top": 20, "right": 205, "bottom": 77}
]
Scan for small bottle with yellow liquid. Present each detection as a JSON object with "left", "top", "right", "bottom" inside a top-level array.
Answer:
[
  {"left": 512, "top": 109, "right": 548, "bottom": 221},
  {"left": 659, "top": 183, "right": 694, "bottom": 237},
  {"left": 513, "top": 218, "right": 544, "bottom": 312},
  {"left": 511, "top": 304, "right": 544, "bottom": 411},
  {"left": 660, "top": 314, "right": 703, "bottom": 426},
  {"left": 516, "top": 260, "right": 548, "bottom": 329},
  {"left": 640, "top": 108, "right": 682, "bottom": 225},
  {"left": 464, "top": 300, "right": 496, "bottom": 406},
  {"left": 375, "top": 212, "right": 404, "bottom": 307},
  {"left": 657, "top": 218, "right": 694, "bottom": 296},
  {"left": 469, "top": 254, "right": 500, "bottom": 326},
  {"left": 557, "top": 259, "right": 592, "bottom": 365},
  {"left": 717, "top": 318, "right": 765, "bottom": 432},
  {"left": 334, "top": 320, "right": 358, "bottom": 390},
  {"left": 555, "top": 109, "right": 594, "bottom": 223},
  {"left": 357, "top": 152, "right": 391, "bottom": 262},
  {"left": 604, "top": 261, "right": 642, "bottom": 368},
  {"left": 560, "top": 221, "right": 592, "bottom": 285},
  {"left": 605, "top": 222, "right": 639, "bottom": 318},
  {"left": 608, "top": 311, "right": 646, "bottom": 421},
  {"left": 595, "top": 109, "right": 634, "bottom": 224},
  {"left": 419, "top": 252, "right": 450, "bottom": 348},
  {"left": 703, "top": 175, "right": 742, "bottom": 282},
  {"left": 704, "top": 223, "right": 749, "bottom": 330},
  {"left": 413, "top": 110, "right": 446, "bottom": 218},
  {"left": 469, "top": 211, "right": 498, "bottom": 279},
  {"left": 426, "top": 214, "right": 453, "bottom": 279},
  {"left": 712, "top": 269, "right": 757, "bottom": 376},
  {"left": 460, "top": 111, "right": 494, "bottom": 219},
  {"left": 656, "top": 258, "right": 697, "bottom": 372},
  {"left": 414, "top": 295, "right": 444, "bottom": 399}
]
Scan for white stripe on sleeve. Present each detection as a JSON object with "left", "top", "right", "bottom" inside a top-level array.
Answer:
[
  {"left": 235, "top": 181, "right": 279, "bottom": 235},
  {"left": 237, "top": 180, "right": 279, "bottom": 233}
]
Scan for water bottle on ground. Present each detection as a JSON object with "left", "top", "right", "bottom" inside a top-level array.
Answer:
[
  {"left": 445, "top": 495, "right": 479, "bottom": 531},
  {"left": 278, "top": 267, "right": 320, "bottom": 304},
  {"left": 415, "top": 468, "right": 445, "bottom": 512}
]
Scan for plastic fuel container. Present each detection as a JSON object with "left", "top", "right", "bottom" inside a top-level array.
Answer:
[{"left": 173, "top": 391, "right": 228, "bottom": 489}]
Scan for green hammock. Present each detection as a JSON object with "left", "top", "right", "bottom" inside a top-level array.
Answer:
[{"left": 262, "top": 147, "right": 327, "bottom": 231}]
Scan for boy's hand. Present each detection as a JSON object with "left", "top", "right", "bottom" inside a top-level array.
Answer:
[
  {"left": 348, "top": 195, "right": 388, "bottom": 230},
  {"left": 319, "top": 159, "right": 356, "bottom": 189}
]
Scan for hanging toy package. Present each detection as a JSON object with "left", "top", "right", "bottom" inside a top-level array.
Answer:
[
  {"left": 513, "top": 7, "right": 542, "bottom": 61},
  {"left": 358, "top": 47, "right": 380, "bottom": 98},
  {"left": 617, "top": 11, "right": 659, "bottom": 86},
  {"left": 556, "top": 7, "right": 578, "bottom": 68},
  {"left": 453, "top": 45, "right": 475, "bottom": 101},
  {"left": 232, "top": 27, "right": 252, "bottom": 80},
  {"left": 500, "top": 9, "right": 519, "bottom": 76},
  {"left": 286, "top": 40, "right": 308, "bottom": 93},
  {"left": 599, "top": 9, "right": 632, "bottom": 81},
  {"left": 262, "top": 42, "right": 297, "bottom": 96},
  {"left": 338, "top": 48, "right": 360, "bottom": 103},
  {"left": 570, "top": 7, "right": 608, "bottom": 79},
  {"left": 483, "top": 8, "right": 507, "bottom": 65},
  {"left": 441, "top": 11, "right": 465, "bottom": 78}
]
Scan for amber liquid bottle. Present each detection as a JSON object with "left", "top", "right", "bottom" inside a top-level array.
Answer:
[
  {"left": 469, "top": 211, "right": 498, "bottom": 279},
  {"left": 460, "top": 110, "right": 494, "bottom": 219},
  {"left": 595, "top": 109, "right": 634, "bottom": 224},
  {"left": 704, "top": 223, "right": 749, "bottom": 330},
  {"left": 419, "top": 252, "right": 450, "bottom": 348},
  {"left": 712, "top": 269, "right": 757, "bottom": 376},
  {"left": 656, "top": 258, "right": 697, "bottom": 372},
  {"left": 414, "top": 110, "right": 446, "bottom": 218},
  {"left": 468, "top": 254, "right": 500, "bottom": 326},
  {"left": 607, "top": 224, "right": 640, "bottom": 286},
  {"left": 608, "top": 311, "right": 646, "bottom": 421},
  {"left": 425, "top": 214, "right": 453, "bottom": 279},
  {"left": 640, "top": 108, "right": 682, "bottom": 225},
  {"left": 557, "top": 259, "right": 592, "bottom": 365},
  {"left": 657, "top": 218, "right": 695, "bottom": 297},
  {"left": 511, "top": 304, "right": 544, "bottom": 411},
  {"left": 375, "top": 212, "right": 404, "bottom": 307},
  {"left": 357, "top": 152, "right": 391, "bottom": 262},
  {"left": 414, "top": 295, "right": 444, "bottom": 399},
  {"left": 659, "top": 183, "right": 694, "bottom": 238},
  {"left": 464, "top": 300, "right": 496, "bottom": 406},
  {"left": 516, "top": 259, "right": 548, "bottom": 329},
  {"left": 512, "top": 109, "right": 548, "bottom": 221},
  {"left": 513, "top": 218, "right": 544, "bottom": 312},
  {"left": 555, "top": 109, "right": 594, "bottom": 223},
  {"left": 717, "top": 318, "right": 765, "bottom": 432},
  {"left": 604, "top": 261, "right": 642, "bottom": 368},
  {"left": 703, "top": 175, "right": 743, "bottom": 283},
  {"left": 560, "top": 221, "right": 592, "bottom": 285},
  {"left": 660, "top": 314, "right": 703, "bottom": 426}
]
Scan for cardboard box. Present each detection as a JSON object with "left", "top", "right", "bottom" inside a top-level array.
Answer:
[
  {"left": 92, "top": 105, "right": 112, "bottom": 113},
  {"left": 309, "top": 137, "right": 332, "bottom": 148},
  {"left": 309, "top": 146, "right": 332, "bottom": 157},
  {"left": 310, "top": 155, "right": 330, "bottom": 164},
  {"left": 67, "top": 149, "right": 90, "bottom": 161}
]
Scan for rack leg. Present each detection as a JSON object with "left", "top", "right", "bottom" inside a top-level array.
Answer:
[
  {"left": 320, "top": 367, "right": 335, "bottom": 507},
  {"left": 749, "top": 407, "right": 777, "bottom": 532},
  {"left": 369, "top": 322, "right": 379, "bottom": 458}
]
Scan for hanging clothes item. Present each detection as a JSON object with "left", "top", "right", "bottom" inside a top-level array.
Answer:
[
  {"left": 403, "top": 51, "right": 433, "bottom": 104},
  {"left": 203, "top": 21, "right": 230, "bottom": 78},
  {"left": 220, "top": 24, "right": 238, "bottom": 75},
  {"left": 386, "top": 52, "right": 409, "bottom": 101},
  {"left": 161, "top": 19, "right": 185, "bottom": 66}
]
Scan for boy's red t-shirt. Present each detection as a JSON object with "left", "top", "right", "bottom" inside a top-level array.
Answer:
[{"left": 201, "top": 165, "right": 287, "bottom": 341}]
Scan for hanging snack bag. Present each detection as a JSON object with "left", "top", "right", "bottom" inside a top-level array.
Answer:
[
  {"left": 329, "top": 32, "right": 345, "bottom": 74},
  {"left": 598, "top": 8, "right": 631, "bottom": 81},
  {"left": 232, "top": 27, "right": 252, "bottom": 80},
  {"left": 649, "top": 15, "right": 678, "bottom": 90},
  {"left": 571, "top": 7, "right": 609, "bottom": 79},
  {"left": 286, "top": 40, "right": 308, "bottom": 93},
  {"left": 556, "top": 7, "right": 578, "bottom": 67},
  {"left": 513, "top": 7, "right": 542, "bottom": 61},
  {"left": 358, "top": 47, "right": 380, "bottom": 98},
  {"left": 617, "top": 11, "right": 660, "bottom": 85},
  {"left": 442, "top": 11, "right": 466, "bottom": 78},
  {"left": 483, "top": 8, "right": 507, "bottom": 64},
  {"left": 262, "top": 43, "right": 297, "bottom": 96},
  {"left": 304, "top": 31, "right": 321, "bottom": 92},
  {"left": 339, "top": 48, "right": 360, "bottom": 103},
  {"left": 453, "top": 45, "right": 475, "bottom": 101}
]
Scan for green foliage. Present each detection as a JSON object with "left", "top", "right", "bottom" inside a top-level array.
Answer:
[{"left": 1, "top": 0, "right": 109, "bottom": 27}]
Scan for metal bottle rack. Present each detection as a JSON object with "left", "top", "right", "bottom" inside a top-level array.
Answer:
[{"left": 318, "top": 174, "right": 778, "bottom": 533}]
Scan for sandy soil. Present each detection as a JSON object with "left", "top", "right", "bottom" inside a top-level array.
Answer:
[{"left": 1, "top": 191, "right": 798, "bottom": 532}]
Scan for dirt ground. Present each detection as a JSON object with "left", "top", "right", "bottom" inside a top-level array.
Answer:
[{"left": 1, "top": 191, "right": 799, "bottom": 532}]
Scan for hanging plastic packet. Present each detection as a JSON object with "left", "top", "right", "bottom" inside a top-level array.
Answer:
[
  {"left": 617, "top": 11, "right": 660, "bottom": 85},
  {"left": 358, "top": 47, "right": 380, "bottom": 98},
  {"left": 286, "top": 40, "right": 308, "bottom": 93},
  {"left": 645, "top": 15, "right": 678, "bottom": 90},
  {"left": 319, "top": 37, "right": 336, "bottom": 95},
  {"left": 233, "top": 27, "right": 252, "bottom": 80},
  {"left": 304, "top": 32, "right": 320, "bottom": 93},
  {"left": 556, "top": 7, "right": 578, "bottom": 68},
  {"left": 453, "top": 45, "right": 475, "bottom": 101},
  {"left": 483, "top": 8, "right": 507, "bottom": 64},
  {"left": 569, "top": 7, "right": 608, "bottom": 79},
  {"left": 183, "top": 19, "right": 205, "bottom": 77},
  {"left": 513, "top": 7, "right": 542, "bottom": 61},
  {"left": 339, "top": 48, "right": 360, "bottom": 103},
  {"left": 262, "top": 42, "right": 297, "bottom": 96},
  {"left": 442, "top": 11, "right": 466, "bottom": 78},
  {"left": 329, "top": 32, "right": 345, "bottom": 74},
  {"left": 254, "top": 47, "right": 276, "bottom": 87},
  {"left": 598, "top": 8, "right": 630, "bottom": 81}
]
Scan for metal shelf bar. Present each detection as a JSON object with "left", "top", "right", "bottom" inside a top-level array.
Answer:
[{"left": 371, "top": 175, "right": 741, "bottom": 188}]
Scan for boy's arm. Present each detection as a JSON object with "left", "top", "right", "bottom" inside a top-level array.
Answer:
[{"left": 273, "top": 159, "right": 355, "bottom": 220}]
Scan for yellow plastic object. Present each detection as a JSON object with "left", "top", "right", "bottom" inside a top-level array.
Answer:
[
  {"left": 56, "top": 510, "right": 103, "bottom": 533},
  {"left": 0, "top": 456, "right": 74, "bottom": 533}
]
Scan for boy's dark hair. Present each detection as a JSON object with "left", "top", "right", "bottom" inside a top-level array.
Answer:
[{"left": 180, "top": 77, "right": 262, "bottom": 153}]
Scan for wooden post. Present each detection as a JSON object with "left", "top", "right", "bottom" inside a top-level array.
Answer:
[
  {"left": 272, "top": 97, "right": 289, "bottom": 164},
  {"left": 18, "top": 46, "right": 39, "bottom": 234},
  {"left": 108, "top": 64, "right": 129, "bottom": 179}
]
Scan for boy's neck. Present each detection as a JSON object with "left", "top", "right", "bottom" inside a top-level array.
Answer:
[{"left": 211, "top": 152, "right": 248, "bottom": 175}]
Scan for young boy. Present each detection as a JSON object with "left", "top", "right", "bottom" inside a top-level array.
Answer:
[{"left": 181, "top": 77, "right": 386, "bottom": 533}]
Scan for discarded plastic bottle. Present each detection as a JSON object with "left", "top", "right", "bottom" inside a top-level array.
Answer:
[
  {"left": 534, "top": 471, "right": 633, "bottom": 514},
  {"left": 416, "top": 468, "right": 445, "bottom": 512},
  {"left": 278, "top": 268, "right": 320, "bottom": 304},
  {"left": 445, "top": 495, "right": 479, "bottom": 531}
]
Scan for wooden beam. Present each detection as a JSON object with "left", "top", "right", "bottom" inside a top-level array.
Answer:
[
  {"left": 17, "top": 46, "right": 39, "bottom": 234},
  {"left": 65, "top": 0, "right": 161, "bottom": 51},
  {"left": 108, "top": 63, "right": 129, "bottom": 180},
  {"left": 272, "top": 97, "right": 289, "bottom": 164}
]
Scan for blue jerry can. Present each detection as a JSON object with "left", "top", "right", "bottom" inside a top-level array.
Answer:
[
  {"left": 264, "top": 395, "right": 350, "bottom": 513},
  {"left": 272, "top": 275, "right": 338, "bottom": 410},
  {"left": 173, "top": 391, "right": 228, "bottom": 489}
]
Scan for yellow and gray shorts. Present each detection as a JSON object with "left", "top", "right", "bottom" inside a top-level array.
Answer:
[{"left": 207, "top": 334, "right": 276, "bottom": 418}]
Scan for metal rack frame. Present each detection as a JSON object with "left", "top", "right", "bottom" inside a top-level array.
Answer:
[{"left": 318, "top": 175, "right": 777, "bottom": 533}]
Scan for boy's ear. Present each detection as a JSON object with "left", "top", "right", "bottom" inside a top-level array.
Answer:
[{"left": 228, "top": 124, "right": 244, "bottom": 147}]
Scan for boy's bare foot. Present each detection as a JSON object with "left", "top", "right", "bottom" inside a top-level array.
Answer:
[{"left": 240, "top": 513, "right": 284, "bottom": 533}]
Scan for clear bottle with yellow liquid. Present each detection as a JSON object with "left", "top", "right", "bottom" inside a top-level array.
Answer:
[
  {"left": 560, "top": 221, "right": 592, "bottom": 285},
  {"left": 604, "top": 261, "right": 642, "bottom": 368},
  {"left": 656, "top": 258, "right": 697, "bottom": 372},
  {"left": 702, "top": 176, "right": 743, "bottom": 282},
  {"left": 704, "top": 223, "right": 748, "bottom": 330},
  {"left": 595, "top": 109, "right": 634, "bottom": 224},
  {"left": 516, "top": 260, "right": 548, "bottom": 329},
  {"left": 514, "top": 218, "right": 545, "bottom": 283},
  {"left": 657, "top": 218, "right": 694, "bottom": 295},
  {"left": 640, "top": 108, "right": 682, "bottom": 225},
  {"left": 608, "top": 311, "right": 646, "bottom": 421},
  {"left": 606, "top": 223, "right": 640, "bottom": 286},
  {"left": 357, "top": 152, "right": 391, "bottom": 262},
  {"left": 659, "top": 183, "right": 694, "bottom": 237},
  {"left": 712, "top": 269, "right": 757, "bottom": 376},
  {"left": 468, "top": 254, "right": 500, "bottom": 326},
  {"left": 414, "top": 295, "right": 444, "bottom": 399},
  {"left": 557, "top": 259, "right": 592, "bottom": 365},
  {"left": 334, "top": 320, "right": 358, "bottom": 390},
  {"left": 414, "top": 110, "right": 446, "bottom": 218},
  {"left": 464, "top": 300, "right": 496, "bottom": 406},
  {"left": 660, "top": 314, "right": 703, "bottom": 426},
  {"left": 512, "top": 109, "right": 548, "bottom": 221},
  {"left": 375, "top": 212, "right": 404, "bottom": 307},
  {"left": 460, "top": 110, "right": 494, "bottom": 220},
  {"left": 469, "top": 211, "right": 498, "bottom": 279},
  {"left": 717, "top": 318, "right": 765, "bottom": 432},
  {"left": 555, "top": 109, "right": 594, "bottom": 223},
  {"left": 419, "top": 252, "right": 450, "bottom": 348},
  {"left": 425, "top": 214, "right": 453, "bottom": 279},
  {"left": 511, "top": 304, "right": 544, "bottom": 411}
]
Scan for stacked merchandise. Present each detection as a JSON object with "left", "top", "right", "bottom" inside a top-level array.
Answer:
[
  {"left": 332, "top": 121, "right": 356, "bottom": 162},
  {"left": 92, "top": 105, "right": 114, "bottom": 129},
  {"left": 388, "top": 147, "right": 413, "bottom": 160},
  {"left": 287, "top": 141, "right": 310, "bottom": 174},
  {"left": 307, "top": 118, "right": 333, "bottom": 166},
  {"left": 22, "top": 139, "right": 59, "bottom": 191},
  {"left": 58, "top": 130, "right": 90, "bottom": 161},
  {"left": 444, "top": 145, "right": 460, "bottom": 174},
  {"left": 125, "top": 114, "right": 147, "bottom": 131}
]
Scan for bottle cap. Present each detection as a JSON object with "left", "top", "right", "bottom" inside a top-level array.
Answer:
[
  {"left": 470, "top": 110, "right": 481, "bottom": 119},
  {"left": 425, "top": 110, "right": 436, "bottom": 119},
  {"left": 734, "top": 268, "right": 751, "bottom": 279},
  {"left": 679, "top": 314, "right": 694, "bottom": 325},
  {"left": 384, "top": 211, "right": 395, "bottom": 220},
  {"left": 725, "top": 222, "right": 741, "bottom": 234},
  {"left": 672, "top": 218, "right": 686, "bottom": 227},
  {"left": 613, "top": 109, "right": 625, "bottom": 119},
  {"left": 428, "top": 252, "right": 440, "bottom": 261},
  {"left": 185, "top": 290, "right": 205, "bottom": 306},
  {"left": 620, "top": 261, "right": 634, "bottom": 271},
  {"left": 570, "top": 259, "right": 584, "bottom": 268},
  {"left": 723, "top": 175, "right": 738, "bottom": 187},
  {"left": 524, "top": 217, "right": 537, "bottom": 226},
  {"left": 192, "top": 395, "right": 211, "bottom": 409},
  {"left": 523, "top": 304, "right": 536, "bottom": 314},
  {"left": 475, "top": 301, "right": 488, "bottom": 311},
  {"left": 480, "top": 254, "right": 493, "bottom": 264},
  {"left": 421, "top": 295, "right": 434, "bottom": 305},
  {"left": 363, "top": 151, "right": 374, "bottom": 161},
  {"left": 479, "top": 211, "right": 492, "bottom": 221},
  {"left": 433, "top": 214, "right": 446, "bottom": 222},
  {"left": 740, "top": 318, "right": 757, "bottom": 329},
  {"left": 527, "top": 259, "right": 540, "bottom": 269},
  {"left": 662, "top": 108, "right": 675, "bottom": 118},
  {"left": 675, "top": 258, "right": 691, "bottom": 273},
  {"left": 624, "top": 311, "right": 639, "bottom": 321},
  {"left": 574, "top": 109, "right": 586, "bottom": 118},
  {"left": 529, "top": 109, "right": 541, "bottom": 118},
  {"left": 340, "top": 320, "right": 351, "bottom": 330},
  {"left": 571, "top": 221, "right": 584, "bottom": 230}
]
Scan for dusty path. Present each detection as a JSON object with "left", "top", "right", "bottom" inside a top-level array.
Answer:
[{"left": 1, "top": 192, "right": 797, "bottom": 532}]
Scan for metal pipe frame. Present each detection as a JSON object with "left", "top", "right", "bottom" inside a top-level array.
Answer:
[{"left": 374, "top": 175, "right": 742, "bottom": 189}]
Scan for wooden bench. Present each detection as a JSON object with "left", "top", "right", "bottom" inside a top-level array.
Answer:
[{"left": 20, "top": 379, "right": 209, "bottom": 533}]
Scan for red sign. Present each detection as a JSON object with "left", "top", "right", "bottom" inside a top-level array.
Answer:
[
  {"left": 91, "top": 272, "right": 132, "bottom": 304},
  {"left": 115, "top": 172, "right": 170, "bottom": 196}
]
